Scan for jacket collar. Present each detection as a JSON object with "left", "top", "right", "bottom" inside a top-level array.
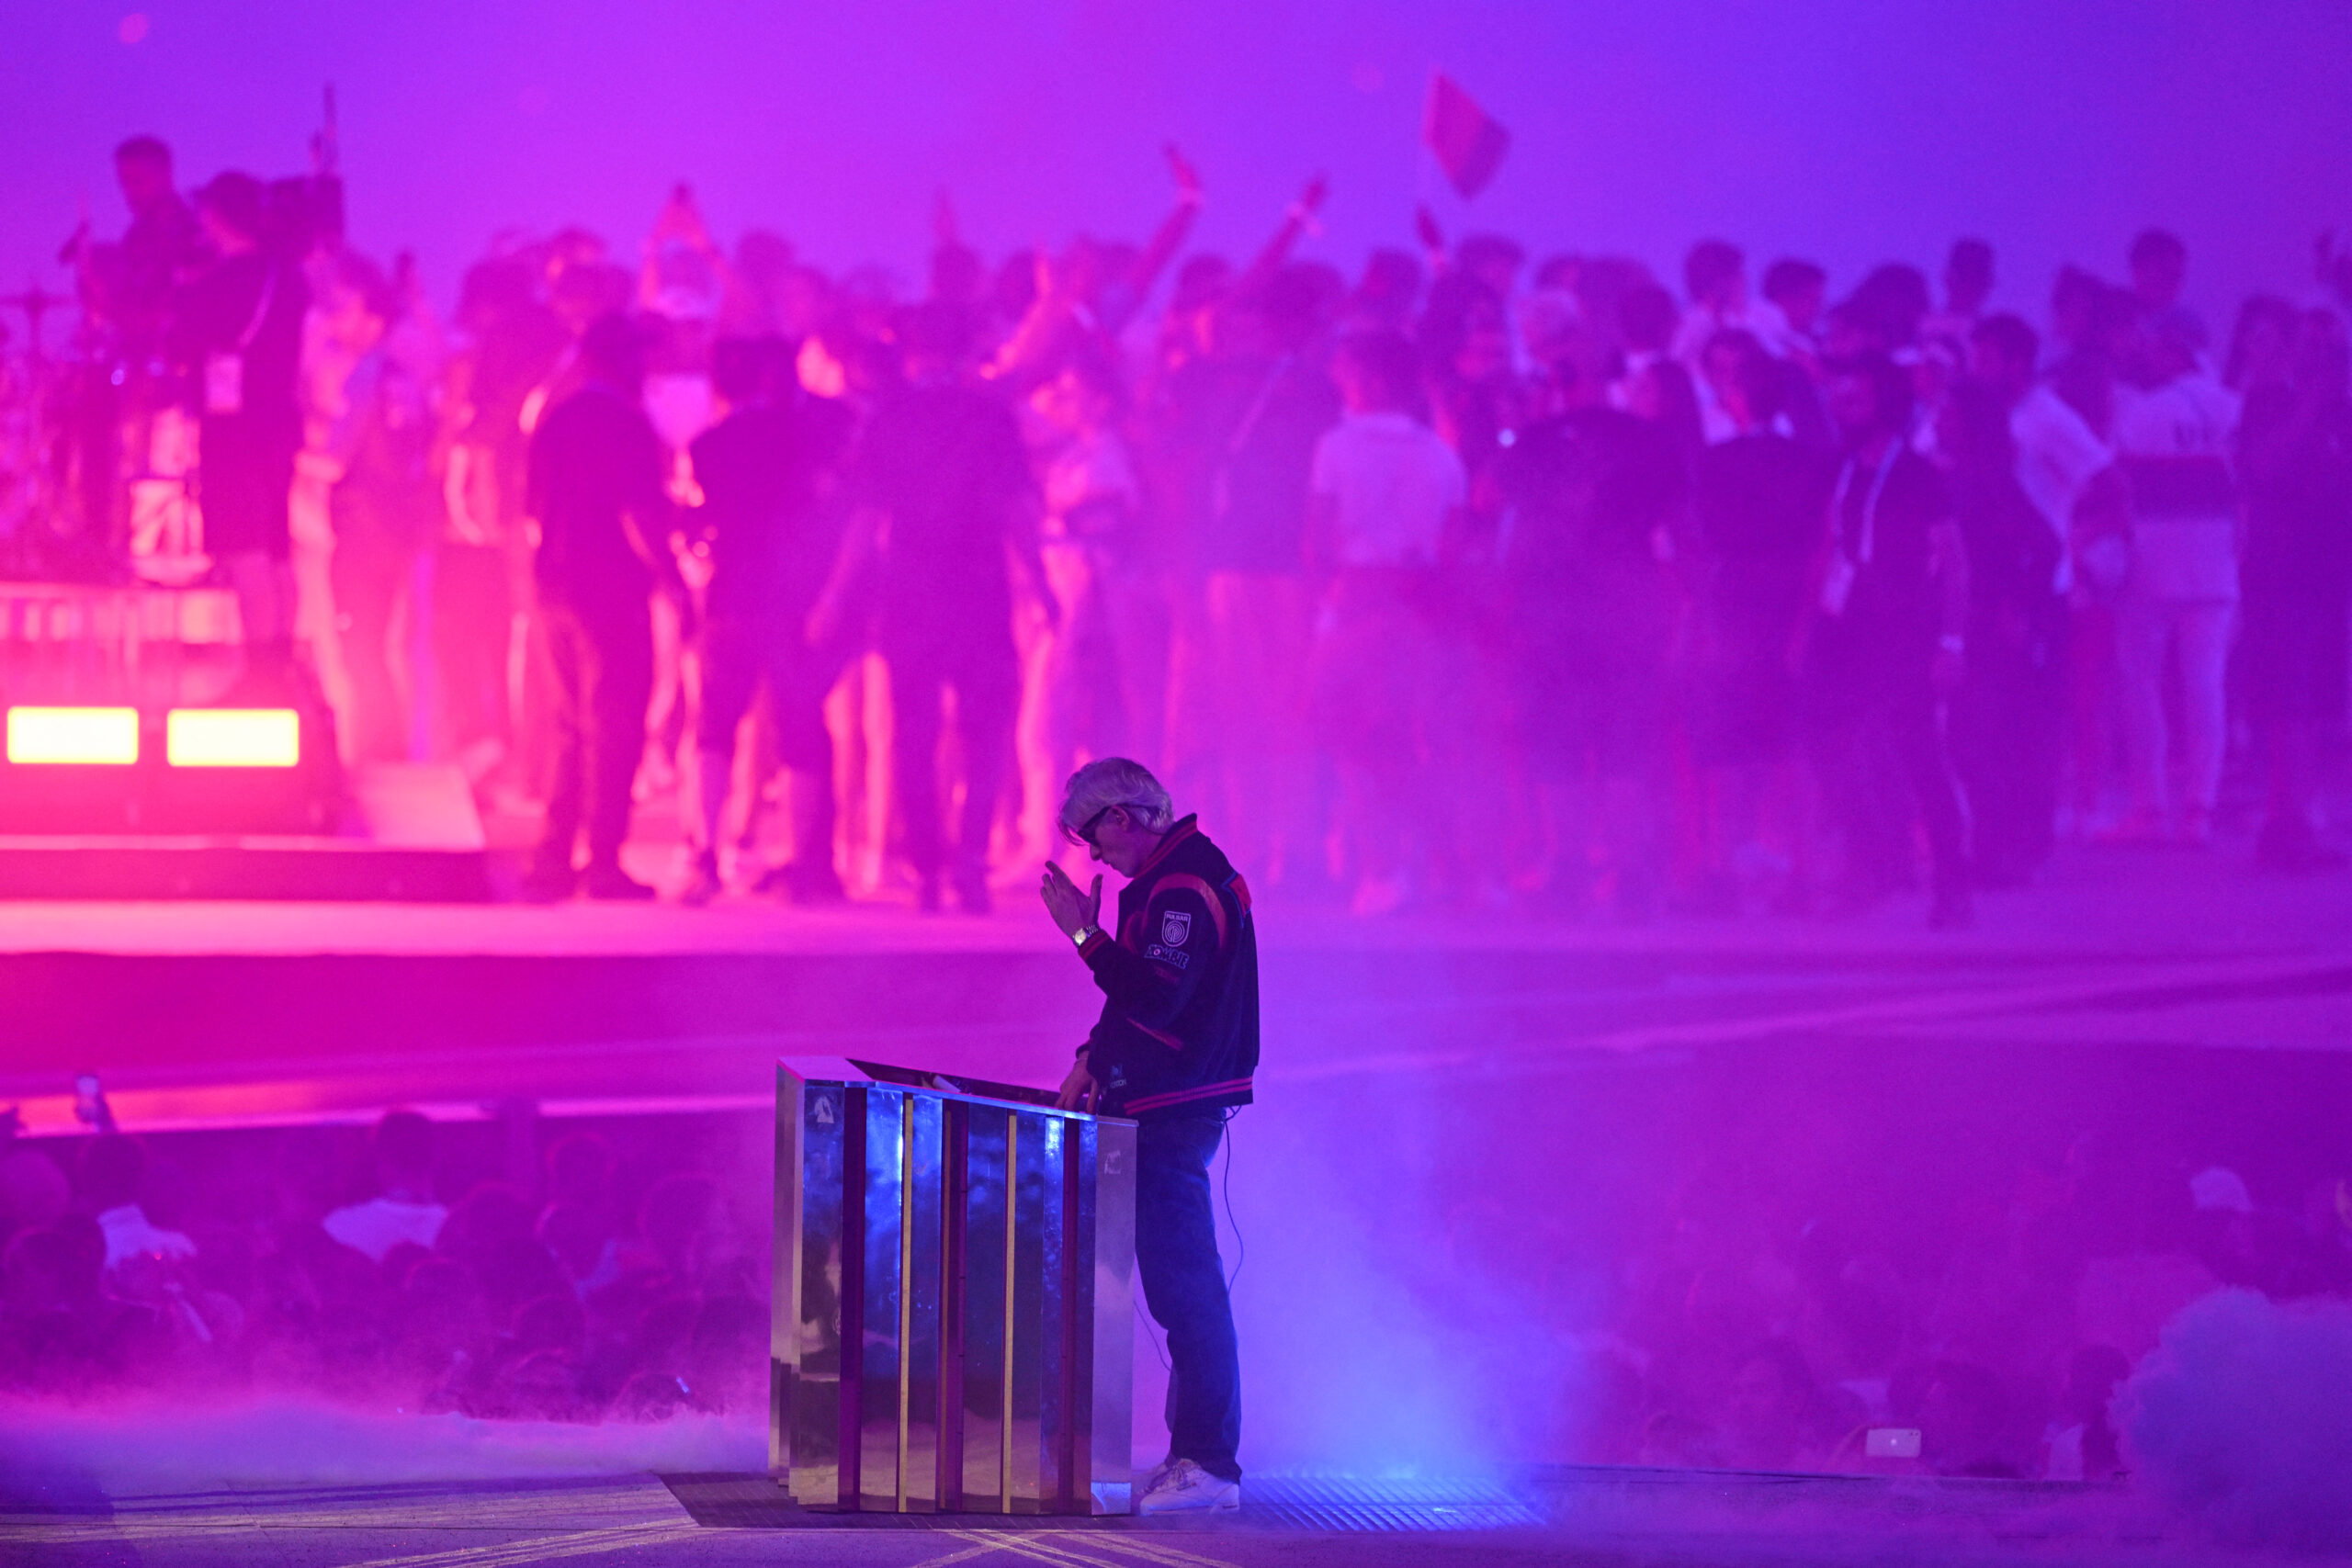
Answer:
[{"left": 1134, "top": 815, "right": 1199, "bottom": 881}]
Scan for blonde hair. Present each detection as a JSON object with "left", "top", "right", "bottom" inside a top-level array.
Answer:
[{"left": 1057, "top": 758, "right": 1174, "bottom": 843}]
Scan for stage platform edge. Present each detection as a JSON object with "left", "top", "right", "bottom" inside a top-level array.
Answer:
[{"left": 0, "top": 762, "right": 491, "bottom": 901}]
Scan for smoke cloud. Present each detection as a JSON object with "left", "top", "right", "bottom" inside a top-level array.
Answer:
[{"left": 2121, "top": 1288, "right": 2352, "bottom": 1550}]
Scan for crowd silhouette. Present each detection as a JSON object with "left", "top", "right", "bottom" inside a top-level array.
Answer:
[{"left": 56, "top": 140, "right": 2352, "bottom": 919}]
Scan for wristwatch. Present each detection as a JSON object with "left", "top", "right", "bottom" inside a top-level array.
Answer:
[{"left": 1071, "top": 924, "right": 1099, "bottom": 949}]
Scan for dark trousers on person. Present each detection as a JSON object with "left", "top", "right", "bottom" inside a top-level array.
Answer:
[
  {"left": 1956, "top": 611, "right": 2065, "bottom": 886},
  {"left": 1815, "top": 680, "right": 1970, "bottom": 903},
  {"left": 536, "top": 597, "right": 651, "bottom": 875},
  {"left": 700, "top": 615, "right": 839, "bottom": 877},
  {"left": 1135, "top": 1115, "right": 1241, "bottom": 1483},
  {"left": 886, "top": 637, "right": 1016, "bottom": 892}
]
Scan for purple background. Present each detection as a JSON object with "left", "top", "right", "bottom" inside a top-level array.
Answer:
[{"left": 6, "top": 0, "right": 2350, "bottom": 321}]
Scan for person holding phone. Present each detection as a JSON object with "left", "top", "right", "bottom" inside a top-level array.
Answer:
[{"left": 1039, "top": 757, "right": 1257, "bottom": 1515}]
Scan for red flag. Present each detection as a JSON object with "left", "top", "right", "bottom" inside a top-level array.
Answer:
[{"left": 1422, "top": 73, "right": 1510, "bottom": 199}]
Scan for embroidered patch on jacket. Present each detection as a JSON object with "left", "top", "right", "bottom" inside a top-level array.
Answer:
[
  {"left": 1146, "top": 944, "right": 1191, "bottom": 969},
  {"left": 1160, "top": 909, "right": 1193, "bottom": 947}
]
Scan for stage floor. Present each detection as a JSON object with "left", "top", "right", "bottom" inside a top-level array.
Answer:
[
  {"left": 1, "top": 823, "right": 2346, "bottom": 959},
  {"left": 0, "top": 1459, "right": 2293, "bottom": 1566},
  {"left": 5, "top": 844, "right": 2348, "bottom": 1555},
  {"left": 4, "top": 840, "right": 2350, "bottom": 1135}
]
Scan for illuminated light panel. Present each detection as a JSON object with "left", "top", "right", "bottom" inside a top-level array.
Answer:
[
  {"left": 165, "top": 708, "right": 300, "bottom": 768},
  {"left": 6, "top": 706, "right": 140, "bottom": 765}
]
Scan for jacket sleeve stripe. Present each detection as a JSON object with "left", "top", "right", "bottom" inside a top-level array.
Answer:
[
  {"left": 1123, "top": 1077, "right": 1255, "bottom": 1114},
  {"left": 1152, "top": 873, "right": 1228, "bottom": 949},
  {"left": 1126, "top": 1016, "right": 1186, "bottom": 1052}
]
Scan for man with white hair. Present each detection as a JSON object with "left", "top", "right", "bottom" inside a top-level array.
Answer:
[{"left": 1039, "top": 757, "right": 1257, "bottom": 1515}]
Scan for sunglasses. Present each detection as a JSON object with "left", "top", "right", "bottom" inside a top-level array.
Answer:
[{"left": 1067, "top": 803, "right": 1128, "bottom": 848}]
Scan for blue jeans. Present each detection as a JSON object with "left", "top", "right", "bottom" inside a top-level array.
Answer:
[{"left": 1136, "top": 1115, "right": 1242, "bottom": 1481}]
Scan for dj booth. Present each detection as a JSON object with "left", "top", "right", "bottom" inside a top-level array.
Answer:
[{"left": 772, "top": 1058, "right": 1137, "bottom": 1516}]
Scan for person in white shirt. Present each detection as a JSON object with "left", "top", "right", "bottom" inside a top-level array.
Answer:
[
  {"left": 1306, "top": 331, "right": 1466, "bottom": 915},
  {"left": 1973, "top": 315, "right": 2127, "bottom": 598},
  {"left": 77, "top": 1134, "right": 197, "bottom": 1276},
  {"left": 2105, "top": 315, "right": 2244, "bottom": 843},
  {"left": 322, "top": 1110, "right": 447, "bottom": 1263}
]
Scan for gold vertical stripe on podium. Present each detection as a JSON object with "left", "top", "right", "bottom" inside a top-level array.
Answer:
[
  {"left": 1001, "top": 1112, "right": 1019, "bottom": 1513},
  {"left": 897, "top": 1093, "right": 915, "bottom": 1510}
]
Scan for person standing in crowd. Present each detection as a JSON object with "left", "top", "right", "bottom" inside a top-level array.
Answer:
[
  {"left": 2236, "top": 309, "right": 2352, "bottom": 870},
  {"left": 1970, "top": 312, "right": 2126, "bottom": 869},
  {"left": 2227, "top": 295, "right": 2302, "bottom": 401},
  {"left": 2041, "top": 272, "right": 2142, "bottom": 829},
  {"left": 522, "top": 311, "right": 680, "bottom": 900},
  {"left": 682, "top": 336, "right": 853, "bottom": 907},
  {"left": 1673, "top": 240, "right": 1788, "bottom": 367},
  {"left": 2046, "top": 268, "right": 2136, "bottom": 444},
  {"left": 1424, "top": 272, "right": 1524, "bottom": 491},
  {"left": 1500, "top": 314, "right": 1686, "bottom": 917},
  {"left": 2103, "top": 313, "right": 2242, "bottom": 846},
  {"left": 440, "top": 258, "right": 572, "bottom": 784},
  {"left": 1805, "top": 354, "right": 1973, "bottom": 926},
  {"left": 1613, "top": 282, "right": 1706, "bottom": 460},
  {"left": 105, "top": 137, "right": 203, "bottom": 365},
  {"left": 812, "top": 301, "right": 1042, "bottom": 914},
  {"left": 1972, "top": 314, "right": 2127, "bottom": 594},
  {"left": 1922, "top": 239, "right": 1996, "bottom": 355},
  {"left": 1762, "top": 259, "right": 1828, "bottom": 354},
  {"left": 1759, "top": 258, "right": 1838, "bottom": 450},
  {"left": 1420, "top": 273, "right": 1529, "bottom": 908},
  {"left": 1306, "top": 331, "right": 1464, "bottom": 916},
  {"left": 1677, "top": 243, "right": 1771, "bottom": 444},
  {"left": 67, "top": 136, "right": 204, "bottom": 547},
  {"left": 1688, "top": 331, "right": 1833, "bottom": 908},
  {"left": 1157, "top": 275, "right": 1338, "bottom": 896},
  {"left": 1041, "top": 758, "right": 1256, "bottom": 1515},
  {"left": 1026, "top": 354, "right": 1159, "bottom": 826},
  {"left": 2129, "top": 229, "right": 2204, "bottom": 353},
  {"left": 1416, "top": 231, "right": 1520, "bottom": 410},
  {"left": 325, "top": 269, "right": 444, "bottom": 763},
  {"left": 1345, "top": 248, "right": 1424, "bottom": 334},
  {"left": 173, "top": 172, "right": 311, "bottom": 694},
  {"left": 1938, "top": 379, "right": 2065, "bottom": 887}
]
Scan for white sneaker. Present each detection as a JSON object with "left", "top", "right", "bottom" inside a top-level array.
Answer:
[{"left": 1136, "top": 1458, "right": 1240, "bottom": 1516}]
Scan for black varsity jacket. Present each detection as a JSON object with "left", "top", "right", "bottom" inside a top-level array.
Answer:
[{"left": 1075, "top": 817, "right": 1259, "bottom": 1121}]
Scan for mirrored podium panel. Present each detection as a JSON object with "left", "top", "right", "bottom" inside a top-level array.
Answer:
[{"left": 772, "top": 1057, "right": 1137, "bottom": 1516}]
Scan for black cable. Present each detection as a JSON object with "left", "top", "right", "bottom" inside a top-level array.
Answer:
[
  {"left": 1220, "top": 1107, "right": 1245, "bottom": 1293},
  {"left": 1136, "top": 1294, "right": 1170, "bottom": 1370},
  {"left": 1136, "top": 1111, "right": 1245, "bottom": 1371}
]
